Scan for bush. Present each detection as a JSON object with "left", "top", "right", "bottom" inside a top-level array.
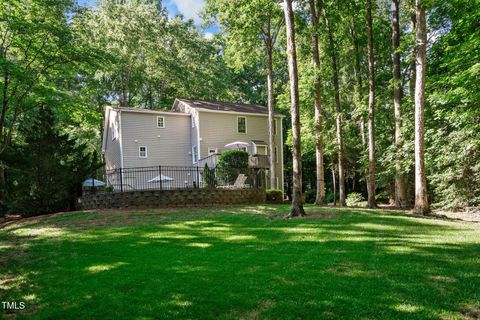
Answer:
[
  {"left": 346, "top": 192, "right": 364, "bottom": 207},
  {"left": 202, "top": 164, "right": 217, "bottom": 188},
  {"left": 304, "top": 189, "right": 316, "bottom": 204},
  {"left": 217, "top": 150, "right": 249, "bottom": 184},
  {"left": 326, "top": 192, "right": 335, "bottom": 203},
  {"left": 266, "top": 189, "right": 283, "bottom": 203}
]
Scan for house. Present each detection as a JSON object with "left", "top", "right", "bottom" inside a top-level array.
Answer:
[{"left": 102, "top": 98, "right": 285, "bottom": 193}]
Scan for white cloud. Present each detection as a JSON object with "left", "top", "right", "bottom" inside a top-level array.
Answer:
[
  {"left": 170, "top": 0, "right": 205, "bottom": 24},
  {"left": 204, "top": 32, "right": 214, "bottom": 40}
]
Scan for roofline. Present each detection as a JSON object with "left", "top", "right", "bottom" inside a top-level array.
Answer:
[
  {"left": 194, "top": 107, "right": 285, "bottom": 118},
  {"left": 175, "top": 98, "right": 286, "bottom": 117},
  {"left": 112, "top": 106, "right": 190, "bottom": 116}
]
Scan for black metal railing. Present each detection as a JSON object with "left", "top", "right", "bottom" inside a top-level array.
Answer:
[{"left": 84, "top": 165, "right": 266, "bottom": 194}]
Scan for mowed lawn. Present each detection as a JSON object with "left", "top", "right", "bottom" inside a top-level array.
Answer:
[{"left": 1, "top": 205, "right": 479, "bottom": 320}]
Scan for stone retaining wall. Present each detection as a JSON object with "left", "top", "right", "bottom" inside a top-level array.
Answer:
[{"left": 78, "top": 188, "right": 266, "bottom": 210}]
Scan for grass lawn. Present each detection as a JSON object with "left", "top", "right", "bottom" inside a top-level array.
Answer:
[{"left": 1, "top": 205, "right": 479, "bottom": 319}]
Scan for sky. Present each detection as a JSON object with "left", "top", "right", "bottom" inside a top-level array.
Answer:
[{"left": 77, "top": 0, "right": 219, "bottom": 37}]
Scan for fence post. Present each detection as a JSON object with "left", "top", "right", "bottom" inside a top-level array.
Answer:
[
  {"left": 196, "top": 166, "right": 200, "bottom": 189},
  {"left": 119, "top": 168, "right": 123, "bottom": 193},
  {"left": 159, "top": 166, "right": 162, "bottom": 190}
]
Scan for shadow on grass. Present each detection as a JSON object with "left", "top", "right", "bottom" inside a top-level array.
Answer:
[{"left": 0, "top": 205, "right": 479, "bottom": 319}]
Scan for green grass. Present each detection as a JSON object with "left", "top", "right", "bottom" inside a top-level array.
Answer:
[{"left": 1, "top": 205, "right": 479, "bottom": 319}]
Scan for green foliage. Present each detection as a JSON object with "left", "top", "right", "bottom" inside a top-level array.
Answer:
[
  {"left": 346, "top": 192, "right": 365, "bottom": 207},
  {"left": 266, "top": 189, "right": 283, "bottom": 203},
  {"left": 303, "top": 189, "right": 316, "bottom": 204},
  {"left": 5, "top": 106, "right": 99, "bottom": 216},
  {"left": 216, "top": 150, "right": 249, "bottom": 184},
  {"left": 426, "top": 0, "right": 480, "bottom": 209},
  {"left": 202, "top": 164, "right": 217, "bottom": 188}
]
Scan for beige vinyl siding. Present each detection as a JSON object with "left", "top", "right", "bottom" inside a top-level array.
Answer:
[
  {"left": 198, "top": 111, "right": 284, "bottom": 191},
  {"left": 103, "top": 109, "right": 122, "bottom": 170},
  {"left": 121, "top": 112, "right": 192, "bottom": 167}
]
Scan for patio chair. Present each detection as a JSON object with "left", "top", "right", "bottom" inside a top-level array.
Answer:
[{"left": 232, "top": 174, "right": 248, "bottom": 188}]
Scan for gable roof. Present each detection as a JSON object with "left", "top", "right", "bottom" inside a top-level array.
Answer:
[{"left": 175, "top": 98, "right": 284, "bottom": 116}]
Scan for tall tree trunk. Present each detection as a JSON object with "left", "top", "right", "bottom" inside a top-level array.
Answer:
[
  {"left": 322, "top": 4, "right": 346, "bottom": 206},
  {"left": 266, "top": 44, "right": 277, "bottom": 190},
  {"left": 332, "top": 166, "right": 337, "bottom": 206},
  {"left": 414, "top": 0, "right": 430, "bottom": 214},
  {"left": 409, "top": 10, "right": 417, "bottom": 97},
  {"left": 392, "top": 0, "right": 408, "bottom": 208},
  {"left": 366, "top": 0, "right": 377, "bottom": 208},
  {"left": 310, "top": 0, "right": 326, "bottom": 205},
  {"left": 283, "top": 0, "right": 305, "bottom": 217},
  {"left": 350, "top": 22, "right": 367, "bottom": 148}
]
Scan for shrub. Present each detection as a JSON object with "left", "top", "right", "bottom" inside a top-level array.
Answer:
[
  {"left": 326, "top": 192, "right": 335, "bottom": 203},
  {"left": 346, "top": 192, "right": 364, "bottom": 207},
  {"left": 304, "top": 189, "right": 316, "bottom": 203},
  {"left": 217, "top": 150, "right": 249, "bottom": 184},
  {"left": 266, "top": 189, "right": 283, "bottom": 203},
  {"left": 202, "top": 164, "right": 217, "bottom": 188}
]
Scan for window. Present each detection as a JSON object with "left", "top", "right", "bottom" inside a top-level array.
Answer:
[
  {"left": 157, "top": 116, "right": 165, "bottom": 128},
  {"left": 256, "top": 145, "right": 267, "bottom": 155},
  {"left": 237, "top": 116, "right": 247, "bottom": 134},
  {"left": 111, "top": 124, "right": 116, "bottom": 141},
  {"left": 275, "top": 146, "right": 279, "bottom": 163},
  {"left": 139, "top": 146, "right": 147, "bottom": 158},
  {"left": 273, "top": 119, "right": 277, "bottom": 135},
  {"left": 208, "top": 148, "right": 217, "bottom": 155},
  {"left": 192, "top": 146, "right": 198, "bottom": 163},
  {"left": 111, "top": 119, "right": 118, "bottom": 141}
]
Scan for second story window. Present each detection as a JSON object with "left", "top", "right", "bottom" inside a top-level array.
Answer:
[
  {"left": 237, "top": 116, "right": 247, "bottom": 134},
  {"left": 157, "top": 116, "right": 165, "bottom": 128}
]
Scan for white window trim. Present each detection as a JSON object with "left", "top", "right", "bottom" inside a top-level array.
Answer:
[
  {"left": 208, "top": 148, "right": 217, "bottom": 155},
  {"left": 192, "top": 146, "right": 198, "bottom": 164},
  {"left": 157, "top": 116, "right": 165, "bottom": 128},
  {"left": 139, "top": 146, "right": 148, "bottom": 158},
  {"left": 237, "top": 116, "right": 247, "bottom": 134}
]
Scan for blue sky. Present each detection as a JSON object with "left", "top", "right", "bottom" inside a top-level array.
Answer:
[{"left": 77, "top": 0, "right": 219, "bottom": 37}]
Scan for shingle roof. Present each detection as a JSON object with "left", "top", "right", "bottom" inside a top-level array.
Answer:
[{"left": 176, "top": 99, "right": 283, "bottom": 116}]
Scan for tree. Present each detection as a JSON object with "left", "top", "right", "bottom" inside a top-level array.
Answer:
[
  {"left": 427, "top": 0, "right": 480, "bottom": 210},
  {"left": 0, "top": 0, "right": 89, "bottom": 207},
  {"left": 366, "top": 0, "right": 377, "bottom": 208},
  {"left": 6, "top": 105, "right": 97, "bottom": 215},
  {"left": 204, "top": 0, "right": 283, "bottom": 190},
  {"left": 309, "top": 0, "right": 326, "bottom": 205},
  {"left": 391, "top": 0, "right": 407, "bottom": 208},
  {"left": 321, "top": 0, "right": 346, "bottom": 206},
  {"left": 413, "top": 0, "right": 429, "bottom": 214},
  {"left": 284, "top": 0, "right": 305, "bottom": 217}
]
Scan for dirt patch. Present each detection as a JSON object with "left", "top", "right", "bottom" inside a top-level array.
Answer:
[
  {"left": 434, "top": 210, "right": 480, "bottom": 223},
  {"left": 460, "top": 303, "right": 480, "bottom": 320}
]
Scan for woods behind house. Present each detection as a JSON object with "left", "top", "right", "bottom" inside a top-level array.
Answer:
[{"left": 0, "top": 0, "right": 479, "bottom": 215}]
